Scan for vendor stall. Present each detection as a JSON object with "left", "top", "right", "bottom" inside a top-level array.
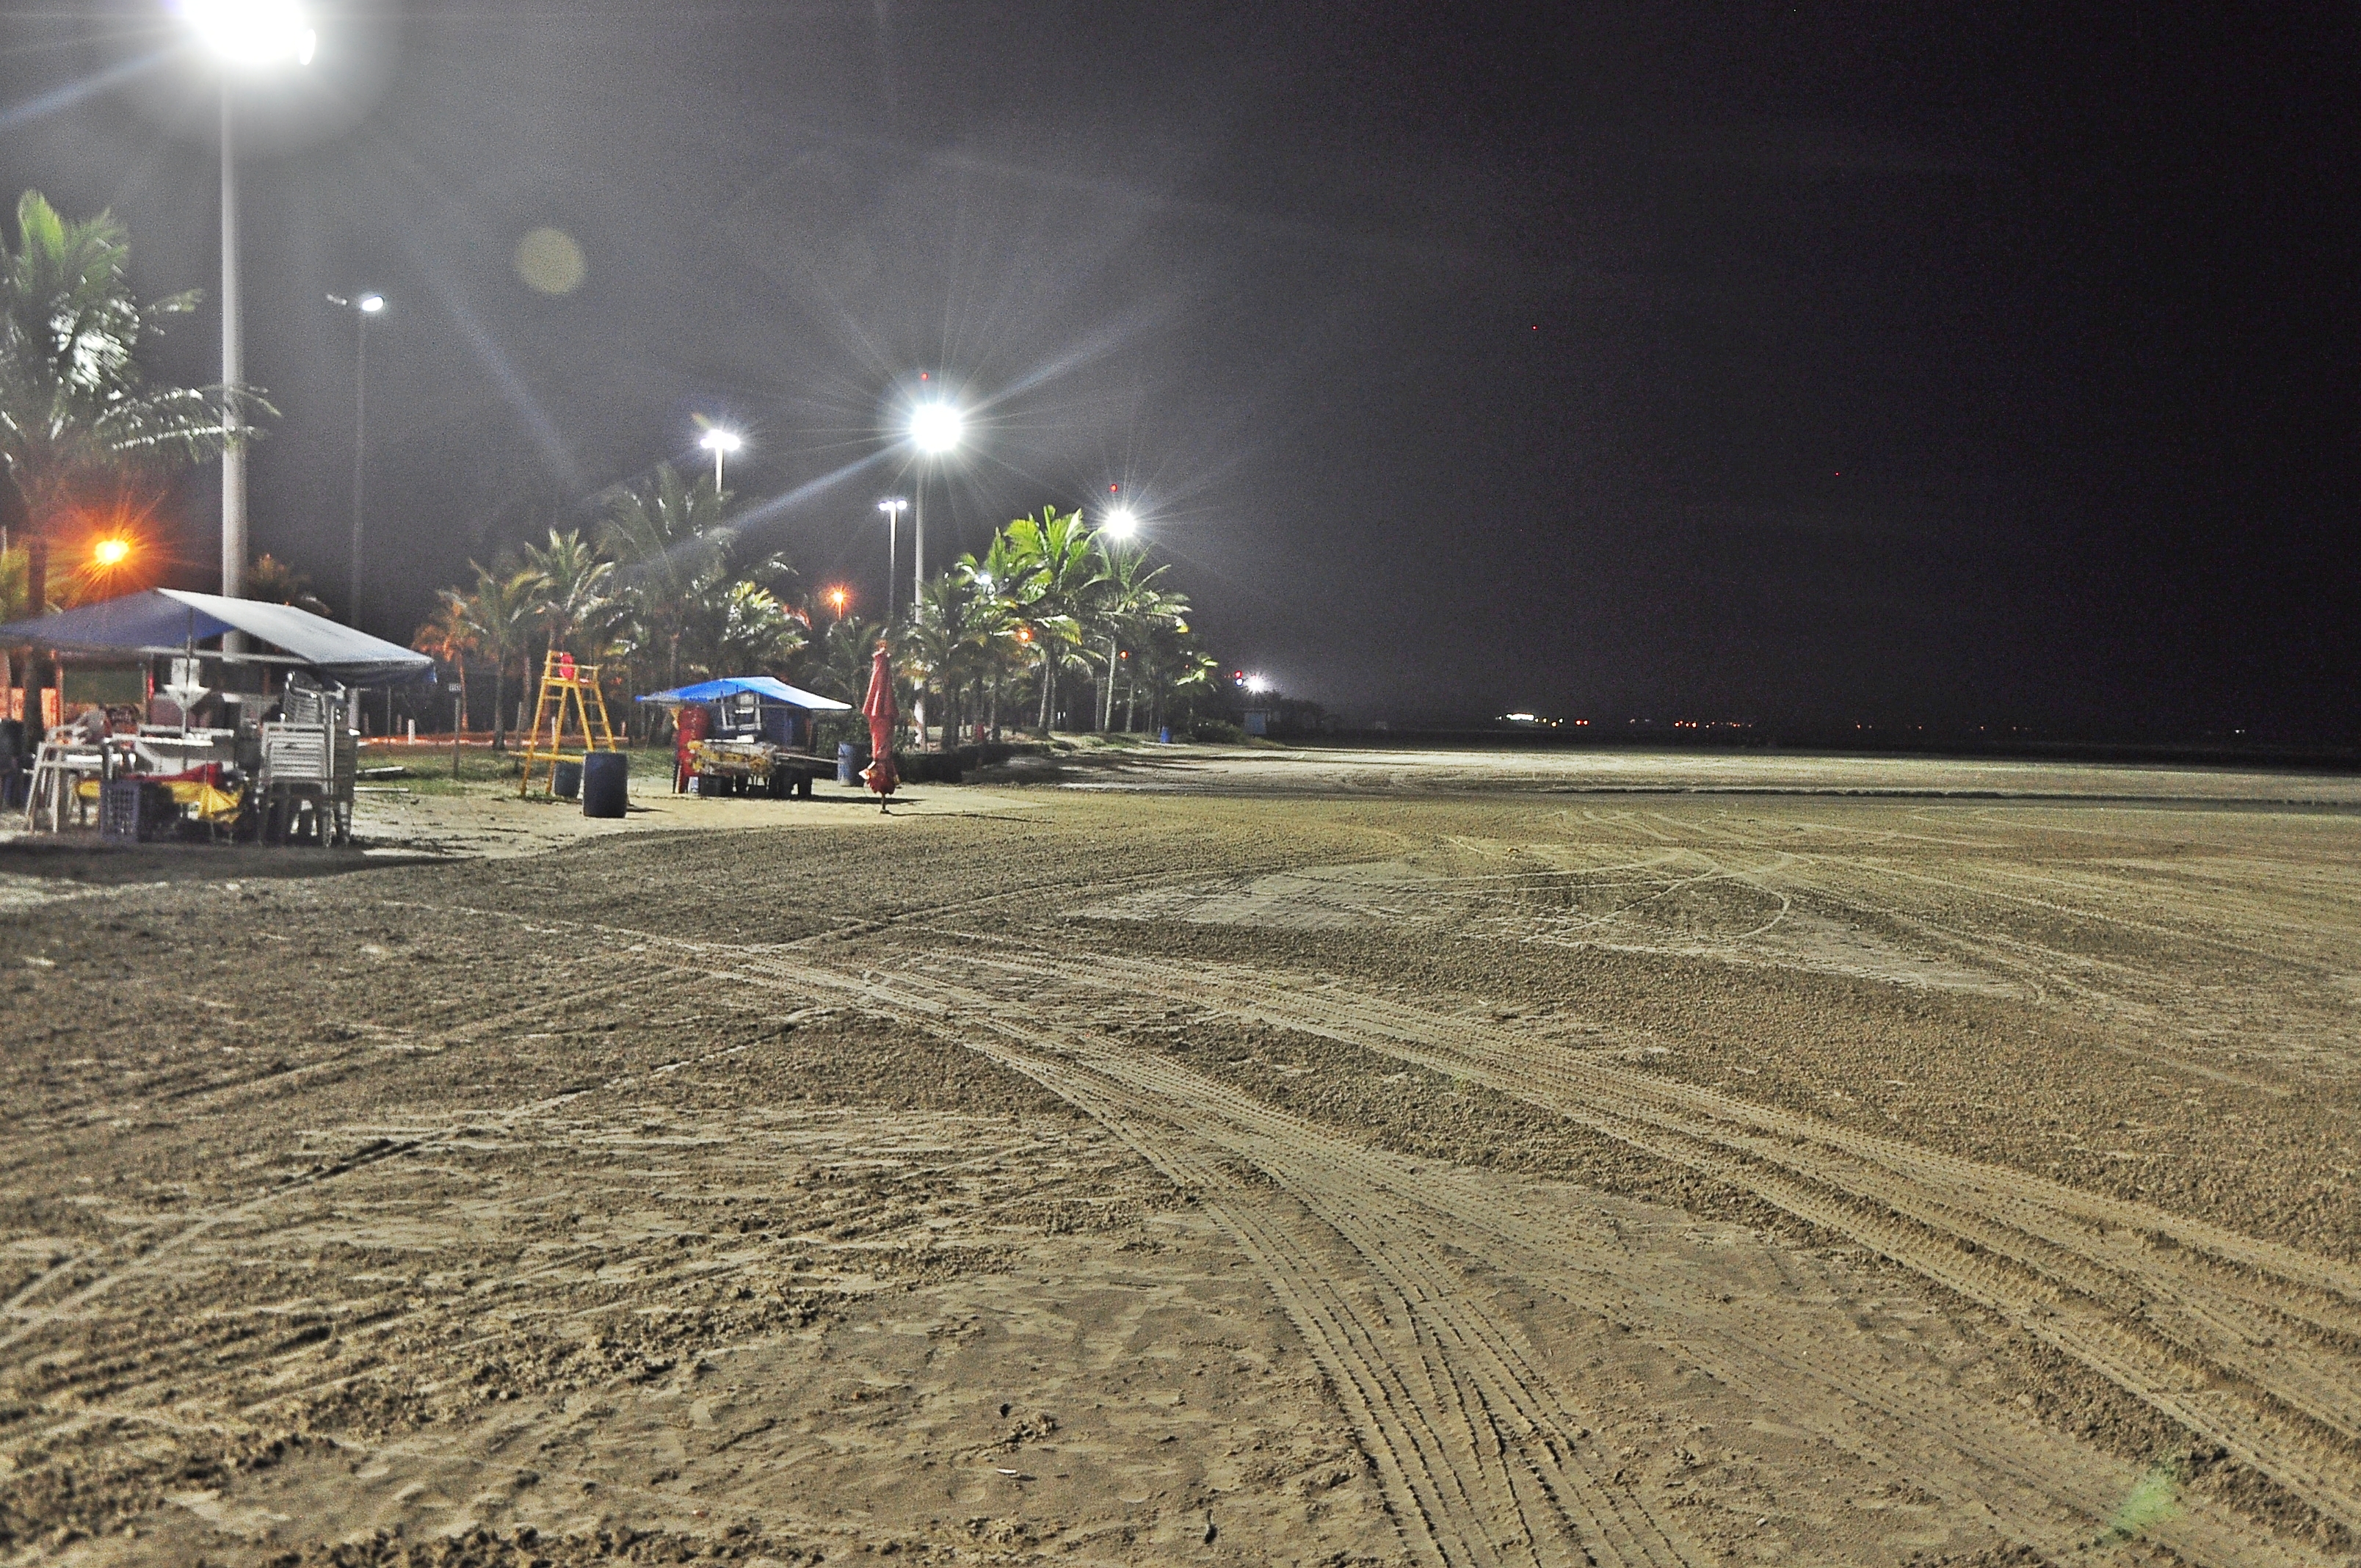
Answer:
[
  {"left": 638, "top": 676, "right": 851, "bottom": 799},
  {"left": 1, "top": 588, "right": 432, "bottom": 843}
]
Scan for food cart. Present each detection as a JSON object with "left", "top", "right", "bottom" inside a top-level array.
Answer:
[
  {"left": 638, "top": 676, "right": 851, "bottom": 799},
  {"left": 1, "top": 588, "right": 431, "bottom": 844}
]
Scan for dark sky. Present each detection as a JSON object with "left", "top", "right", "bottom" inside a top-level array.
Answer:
[{"left": 4, "top": 3, "right": 2356, "bottom": 733}]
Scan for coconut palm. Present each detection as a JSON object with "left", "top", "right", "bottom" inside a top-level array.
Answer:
[
  {"left": 810, "top": 614, "right": 881, "bottom": 705},
  {"left": 457, "top": 559, "right": 538, "bottom": 749},
  {"left": 1, "top": 190, "right": 264, "bottom": 567},
  {"left": 1001, "top": 507, "right": 1102, "bottom": 730},
  {"left": 519, "top": 526, "right": 617, "bottom": 665},
  {"left": 413, "top": 591, "right": 476, "bottom": 733},
  {"left": 1133, "top": 619, "right": 1220, "bottom": 735},
  {"left": 712, "top": 580, "right": 808, "bottom": 676},
  {"left": 1087, "top": 543, "right": 1187, "bottom": 730},
  {"left": 248, "top": 553, "right": 332, "bottom": 617},
  {"left": 601, "top": 462, "right": 730, "bottom": 694},
  {"left": 904, "top": 570, "right": 999, "bottom": 746}
]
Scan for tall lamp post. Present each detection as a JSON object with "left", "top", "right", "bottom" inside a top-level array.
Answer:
[
  {"left": 326, "top": 291, "right": 382, "bottom": 627},
  {"left": 181, "top": 0, "right": 316, "bottom": 604},
  {"left": 699, "top": 427, "right": 743, "bottom": 490},
  {"left": 1099, "top": 506, "right": 1138, "bottom": 731},
  {"left": 876, "top": 498, "right": 907, "bottom": 626},
  {"left": 907, "top": 402, "right": 961, "bottom": 603},
  {"left": 906, "top": 402, "right": 960, "bottom": 750}
]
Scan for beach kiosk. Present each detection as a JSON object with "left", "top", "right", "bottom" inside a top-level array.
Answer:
[
  {"left": 638, "top": 675, "right": 851, "bottom": 798},
  {"left": 1, "top": 588, "right": 432, "bottom": 843}
]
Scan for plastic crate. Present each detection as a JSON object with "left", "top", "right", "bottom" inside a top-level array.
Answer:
[{"left": 99, "top": 778, "right": 170, "bottom": 843}]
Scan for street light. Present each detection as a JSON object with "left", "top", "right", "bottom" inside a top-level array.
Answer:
[
  {"left": 326, "top": 291, "right": 382, "bottom": 627},
  {"left": 181, "top": 0, "right": 316, "bottom": 603},
  {"left": 699, "top": 427, "right": 744, "bottom": 490},
  {"left": 180, "top": 0, "right": 316, "bottom": 65},
  {"left": 827, "top": 587, "right": 848, "bottom": 623},
  {"left": 1096, "top": 507, "right": 1142, "bottom": 730},
  {"left": 907, "top": 401, "right": 961, "bottom": 600},
  {"left": 93, "top": 537, "right": 131, "bottom": 569},
  {"left": 876, "top": 498, "right": 908, "bottom": 626},
  {"left": 904, "top": 400, "right": 962, "bottom": 749}
]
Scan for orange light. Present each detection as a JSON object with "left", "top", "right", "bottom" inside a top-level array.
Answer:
[
  {"left": 93, "top": 537, "right": 131, "bottom": 567},
  {"left": 1016, "top": 628, "right": 1032, "bottom": 643}
]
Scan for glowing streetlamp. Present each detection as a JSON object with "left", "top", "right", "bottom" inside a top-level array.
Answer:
[
  {"left": 827, "top": 587, "right": 849, "bottom": 623},
  {"left": 698, "top": 427, "right": 744, "bottom": 490},
  {"left": 907, "top": 402, "right": 961, "bottom": 601},
  {"left": 181, "top": 0, "right": 316, "bottom": 603},
  {"left": 909, "top": 402, "right": 961, "bottom": 454},
  {"left": 93, "top": 537, "right": 132, "bottom": 569},
  {"left": 326, "top": 291, "right": 383, "bottom": 626},
  {"left": 1102, "top": 505, "right": 1138, "bottom": 542}
]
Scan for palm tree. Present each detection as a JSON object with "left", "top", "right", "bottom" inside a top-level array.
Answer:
[
  {"left": 457, "top": 560, "right": 537, "bottom": 749},
  {"left": 1, "top": 192, "right": 264, "bottom": 542},
  {"left": 713, "top": 580, "right": 808, "bottom": 676},
  {"left": 1001, "top": 507, "right": 1102, "bottom": 731},
  {"left": 601, "top": 462, "right": 729, "bottom": 695},
  {"left": 248, "top": 553, "right": 332, "bottom": 617},
  {"left": 1087, "top": 542, "right": 1187, "bottom": 731},
  {"left": 413, "top": 591, "right": 476, "bottom": 733},
  {"left": 807, "top": 614, "right": 881, "bottom": 705},
  {"left": 1134, "top": 619, "right": 1219, "bottom": 736},
  {"left": 904, "top": 571, "right": 991, "bottom": 747},
  {"left": 520, "top": 526, "right": 617, "bottom": 667}
]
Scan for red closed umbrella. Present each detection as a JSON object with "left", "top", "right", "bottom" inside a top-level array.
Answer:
[{"left": 860, "top": 642, "right": 899, "bottom": 811}]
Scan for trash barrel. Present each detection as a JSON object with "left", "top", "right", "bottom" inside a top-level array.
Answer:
[
  {"left": 838, "top": 741, "right": 856, "bottom": 786},
  {"left": 581, "top": 751, "right": 628, "bottom": 818},
  {"left": 552, "top": 759, "right": 583, "bottom": 800}
]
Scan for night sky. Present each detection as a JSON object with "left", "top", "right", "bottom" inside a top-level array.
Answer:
[{"left": 4, "top": 4, "right": 2355, "bottom": 735}]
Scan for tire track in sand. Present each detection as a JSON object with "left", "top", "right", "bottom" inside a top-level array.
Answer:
[
  {"left": 675, "top": 943, "right": 2321, "bottom": 1567},
  {"left": 981, "top": 948, "right": 2361, "bottom": 1537}
]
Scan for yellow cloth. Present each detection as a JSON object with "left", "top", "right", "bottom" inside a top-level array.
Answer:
[
  {"left": 71, "top": 777, "right": 243, "bottom": 822},
  {"left": 164, "top": 780, "right": 244, "bottom": 821}
]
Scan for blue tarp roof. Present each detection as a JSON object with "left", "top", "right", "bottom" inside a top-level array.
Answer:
[
  {"left": 0, "top": 588, "right": 434, "bottom": 686},
  {"left": 637, "top": 675, "right": 852, "bottom": 711}
]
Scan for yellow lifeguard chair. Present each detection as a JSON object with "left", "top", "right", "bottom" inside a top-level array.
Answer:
[{"left": 518, "top": 650, "right": 619, "bottom": 796}]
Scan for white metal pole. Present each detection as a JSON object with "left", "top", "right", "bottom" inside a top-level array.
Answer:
[
  {"left": 347, "top": 306, "right": 368, "bottom": 627},
  {"left": 219, "top": 90, "right": 246, "bottom": 602}
]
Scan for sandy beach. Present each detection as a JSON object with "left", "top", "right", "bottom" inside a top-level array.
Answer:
[{"left": 4, "top": 747, "right": 2358, "bottom": 1565}]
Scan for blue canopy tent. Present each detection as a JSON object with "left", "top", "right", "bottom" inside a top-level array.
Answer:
[
  {"left": 637, "top": 676, "right": 850, "bottom": 711},
  {"left": 1, "top": 588, "right": 433, "bottom": 686},
  {"left": 639, "top": 675, "right": 849, "bottom": 755}
]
